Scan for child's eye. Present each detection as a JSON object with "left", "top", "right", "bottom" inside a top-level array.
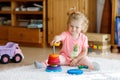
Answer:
[
  {"left": 76, "top": 26, "right": 79, "bottom": 29},
  {"left": 70, "top": 25, "right": 74, "bottom": 28}
]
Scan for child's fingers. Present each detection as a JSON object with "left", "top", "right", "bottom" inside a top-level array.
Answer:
[
  {"left": 50, "top": 40, "right": 57, "bottom": 46},
  {"left": 50, "top": 40, "right": 55, "bottom": 46}
]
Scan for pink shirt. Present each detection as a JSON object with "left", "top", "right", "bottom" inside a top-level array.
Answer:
[{"left": 59, "top": 31, "right": 88, "bottom": 59}]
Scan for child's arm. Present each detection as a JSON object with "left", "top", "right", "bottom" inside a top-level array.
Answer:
[
  {"left": 70, "top": 47, "right": 88, "bottom": 66},
  {"left": 76, "top": 47, "right": 88, "bottom": 60}
]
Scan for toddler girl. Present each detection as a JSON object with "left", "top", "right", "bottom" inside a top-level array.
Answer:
[{"left": 34, "top": 8, "right": 100, "bottom": 70}]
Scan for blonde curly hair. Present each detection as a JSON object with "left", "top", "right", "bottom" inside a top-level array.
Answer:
[{"left": 67, "top": 7, "right": 89, "bottom": 33}]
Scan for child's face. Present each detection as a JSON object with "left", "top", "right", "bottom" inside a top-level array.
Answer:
[{"left": 68, "top": 19, "right": 82, "bottom": 36}]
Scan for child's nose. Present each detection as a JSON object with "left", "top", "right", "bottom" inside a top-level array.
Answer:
[{"left": 73, "top": 27, "right": 76, "bottom": 31}]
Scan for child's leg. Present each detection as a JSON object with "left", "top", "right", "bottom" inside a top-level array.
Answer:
[
  {"left": 77, "top": 56, "right": 100, "bottom": 70},
  {"left": 34, "top": 60, "right": 48, "bottom": 69},
  {"left": 77, "top": 56, "right": 94, "bottom": 70},
  {"left": 34, "top": 54, "right": 71, "bottom": 69},
  {"left": 59, "top": 55, "right": 71, "bottom": 66}
]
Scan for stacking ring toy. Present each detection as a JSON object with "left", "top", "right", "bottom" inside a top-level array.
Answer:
[
  {"left": 67, "top": 69, "right": 83, "bottom": 75},
  {"left": 78, "top": 65, "right": 88, "bottom": 69}
]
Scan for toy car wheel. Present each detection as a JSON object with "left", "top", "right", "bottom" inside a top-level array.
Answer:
[
  {"left": 1, "top": 54, "right": 10, "bottom": 64},
  {"left": 12, "top": 54, "right": 22, "bottom": 63}
]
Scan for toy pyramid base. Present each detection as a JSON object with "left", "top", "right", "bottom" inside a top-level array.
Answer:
[{"left": 46, "top": 65, "right": 62, "bottom": 72}]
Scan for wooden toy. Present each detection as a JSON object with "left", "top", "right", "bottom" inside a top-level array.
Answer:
[
  {"left": 85, "top": 33, "right": 110, "bottom": 42},
  {"left": 85, "top": 33, "right": 111, "bottom": 54}
]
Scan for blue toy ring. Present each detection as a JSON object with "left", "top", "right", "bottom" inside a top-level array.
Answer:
[{"left": 67, "top": 69, "right": 83, "bottom": 75}]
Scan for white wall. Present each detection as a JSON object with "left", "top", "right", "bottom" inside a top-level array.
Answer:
[{"left": 97, "top": 0, "right": 105, "bottom": 33}]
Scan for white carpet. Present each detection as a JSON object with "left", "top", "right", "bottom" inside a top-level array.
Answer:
[{"left": 0, "top": 57, "right": 120, "bottom": 80}]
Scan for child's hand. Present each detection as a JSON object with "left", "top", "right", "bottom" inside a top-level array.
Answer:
[
  {"left": 50, "top": 36, "right": 62, "bottom": 46},
  {"left": 69, "top": 58, "right": 78, "bottom": 66}
]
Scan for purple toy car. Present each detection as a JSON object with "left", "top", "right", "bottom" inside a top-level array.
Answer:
[{"left": 0, "top": 42, "right": 24, "bottom": 64}]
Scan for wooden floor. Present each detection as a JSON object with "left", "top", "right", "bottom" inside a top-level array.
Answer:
[{"left": 0, "top": 46, "right": 120, "bottom": 70}]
